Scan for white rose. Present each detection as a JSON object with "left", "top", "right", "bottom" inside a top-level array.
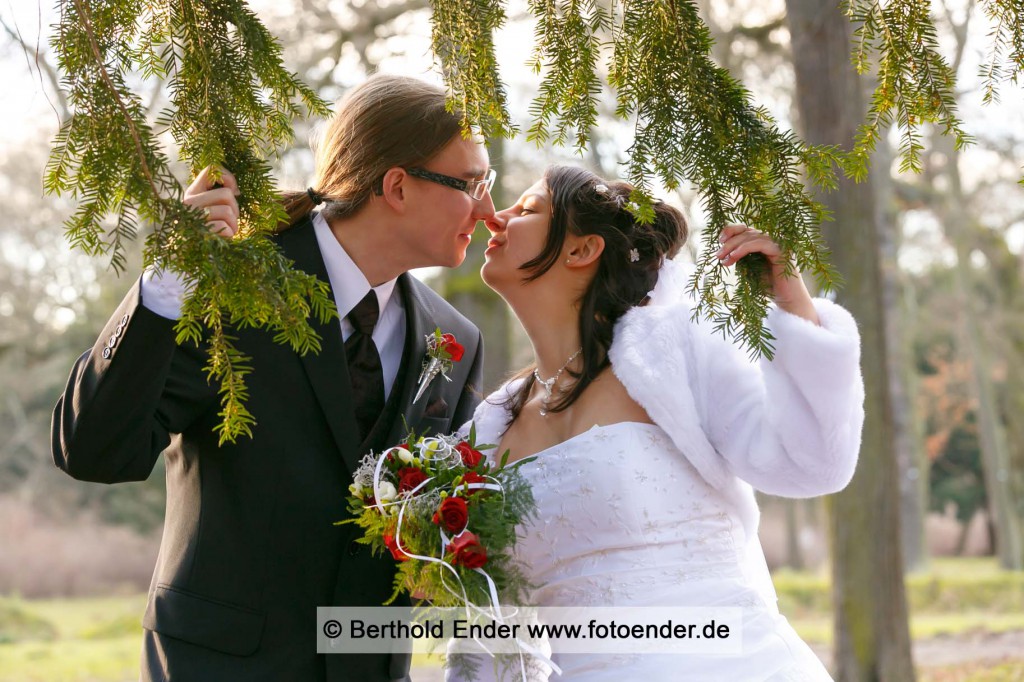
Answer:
[{"left": 377, "top": 481, "right": 397, "bottom": 504}]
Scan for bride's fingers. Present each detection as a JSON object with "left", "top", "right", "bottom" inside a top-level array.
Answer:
[
  {"left": 716, "top": 229, "right": 766, "bottom": 258},
  {"left": 717, "top": 223, "right": 749, "bottom": 243},
  {"left": 718, "top": 236, "right": 780, "bottom": 265}
]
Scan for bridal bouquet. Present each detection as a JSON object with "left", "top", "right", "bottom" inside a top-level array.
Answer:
[{"left": 343, "top": 425, "right": 537, "bottom": 610}]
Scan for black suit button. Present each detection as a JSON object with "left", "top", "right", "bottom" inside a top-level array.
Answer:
[
  {"left": 114, "top": 324, "right": 123, "bottom": 337},
  {"left": 121, "top": 314, "right": 130, "bottom": 326},
  {"left": 108, "top": 335, "right": 118, "bottom": 348},
  {"left": 101, "top": 347, "right": 111, "bottom": 359}
]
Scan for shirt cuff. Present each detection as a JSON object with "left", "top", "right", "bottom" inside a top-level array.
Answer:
[{"left": 140, "top": 267, "right": 190, "bottom": 320}]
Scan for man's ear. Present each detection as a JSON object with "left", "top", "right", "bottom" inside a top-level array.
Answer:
[
  {"left": 565, "top": 234, "right": 605, "bottom": 268},
  {"left": 379, "top": 168, "right": 407, "bottom": 214}
]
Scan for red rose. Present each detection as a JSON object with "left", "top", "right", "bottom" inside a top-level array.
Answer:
[
  {"left": 447, "top": 531, "right": 487, "bottom": 569},
  {"left": 455, "top": 442, "right": 483, "bottom": 468},
  {"left": 383, "top": 533, "right": 410, "bottom": 562},
  {"left": 435, "top": 496, "right": 469, "bottom": 533},
  {"left": 440, "top": 334, "right": 465, "bottom": 362},
  {"left": 462, "top": 471, "right": 486, "bottom": 493},
  {"left": 398, "top": 467, "right": 428, "bottom": 493}
]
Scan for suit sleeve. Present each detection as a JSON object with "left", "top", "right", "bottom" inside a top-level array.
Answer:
[
  {"left": 451, "top": 329, "right": 484, "bottom": 432},
  {"left": 51, "top": 277, "right": 217, "bottom": 483}
]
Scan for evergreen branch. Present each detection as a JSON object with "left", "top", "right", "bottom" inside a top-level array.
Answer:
[
  {"left": 71, "top": 0, "right": 165, "bottom": 202},
  {"left": 526, "top": 0, "right": 609, "bottom": 152},
  {"left": 844, "top": 0, "right": 973, "bottom": 180},
  {"left": 607, "top": 0, "right": 839, "bottom": 358},
  {"left": 429, "top": 0, "right": 517, "bottom": 139},
  {"left": 980, "top": 0, "right": 1024, "bottom": 104},
  {"left": 48, "top": 0, "right": 336, "bottom": 442}
]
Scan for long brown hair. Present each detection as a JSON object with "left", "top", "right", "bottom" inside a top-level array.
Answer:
[
  {"left": 278, "top": 75, "right": 464, "bottom": 230},
  {"left": 503, "top": 166, "right": 688, "bottom": 423}
]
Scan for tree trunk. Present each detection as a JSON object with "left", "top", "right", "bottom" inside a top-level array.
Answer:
[
  {"left": 785, "top": 2, "right": 916, "bottom": 680},
  {"left": 935, "top": 130, "right": 1024, "bottom": 570},
  {"left": 954, "top": 516, "right": 971, "bottom": 557},
  {"left": 874, "top": 131, "right": 929, "bottom": 574},
  {"left": 442, "top": 135, "right": 511, "bottom": 393},
  {"left": 785, "top": 499, "right": 805, "bottom": 570}
]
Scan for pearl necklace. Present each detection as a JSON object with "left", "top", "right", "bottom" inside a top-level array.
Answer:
[{"left": 533, "top": 348, "right": 582, "bottom": 417}]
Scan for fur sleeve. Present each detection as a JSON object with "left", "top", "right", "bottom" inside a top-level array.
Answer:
[{"left": 695, "top": 299, "right": 864, "bottom": 497}]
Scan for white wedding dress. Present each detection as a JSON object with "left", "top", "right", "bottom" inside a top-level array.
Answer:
[
  {"left": 446, "top": 259, "right": 862, "bottom": 681},
  {"left": 446, "top": 421, "right": 831, "bottom": 682}
]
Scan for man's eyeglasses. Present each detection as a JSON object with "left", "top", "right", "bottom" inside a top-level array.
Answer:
[{"left": 403, "top": 167, "right": 496, "bottom": 201}]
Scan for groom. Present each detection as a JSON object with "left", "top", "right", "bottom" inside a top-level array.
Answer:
[{"left": 51, "top": 75, "right": 493, "bottom": 682}]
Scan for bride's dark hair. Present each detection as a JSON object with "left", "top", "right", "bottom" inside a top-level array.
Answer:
[{"left": 502, "top": 165, "right": 688, "bottom": 423}]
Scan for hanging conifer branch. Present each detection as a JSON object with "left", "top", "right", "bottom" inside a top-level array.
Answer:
[
  {"left": 609, "top": 0, "right": 841, "bottom": 359},
  {"left": 526, "top": 0, "right": 610, "bottom": 152},
  {"left": 980, "top": 0, "right": 1024, "bottom": 105},
  {"left": 429, "top": 0, "right": 517, "bottom": 139},
  {"left": 46, "top": 0, "right": 334, "bottom": 444},
  {"left": 845, "top": 0, "right": 973, "bottom": 177}
]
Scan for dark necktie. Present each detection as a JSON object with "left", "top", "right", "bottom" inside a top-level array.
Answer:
[{"left": 345, "top": 291, "right": 385, "bottom": 442}]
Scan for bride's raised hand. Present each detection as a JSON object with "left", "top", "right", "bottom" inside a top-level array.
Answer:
[
  {"left": 184, "top": 165, "right": 241, "bottom": 239},
  {"left": 715, "top": 223, "right": 819, "bottom": 324}
]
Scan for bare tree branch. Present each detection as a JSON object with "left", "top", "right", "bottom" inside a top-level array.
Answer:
[{"left": 0, "top": 14, "right": 69, "bottom": 118}]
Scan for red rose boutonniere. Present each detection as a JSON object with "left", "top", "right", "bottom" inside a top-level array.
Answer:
[{"left": 414, "top": 328, "right": 465, "bottom": 403}]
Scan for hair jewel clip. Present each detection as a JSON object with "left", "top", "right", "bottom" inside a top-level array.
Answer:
[
  {"left": 629, "top": 248, "right": 640, "bottom": 263},
  {"left": 594, "top": 183, "right": 610, "bottom": 196}
]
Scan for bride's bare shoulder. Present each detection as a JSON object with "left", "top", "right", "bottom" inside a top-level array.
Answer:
[{"left": 574, "top": 369, "right": 653, "bottom": 427}]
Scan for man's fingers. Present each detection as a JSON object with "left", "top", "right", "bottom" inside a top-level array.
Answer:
[
  {"left": 185, "top": 165, "right": 241, "bottom": 197},
  {"left": 201, "top": 204, "right": 239, "bottom": 233},
  {"left": 207, "top": 220, "right": 235, "bottom": 238},
  {"left": 215, "top": 169, "right": 240, "bottom": 196},
  {"left": 183, "top": 188, "right": 240, "bottom": 218}
]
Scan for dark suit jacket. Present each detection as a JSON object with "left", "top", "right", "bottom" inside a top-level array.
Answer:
[{"left": 51, "top": 216, "right": 483, "bottom": 681}]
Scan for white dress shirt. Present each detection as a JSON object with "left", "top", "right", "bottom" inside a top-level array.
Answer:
[{"left": 140, "top": 212, "right": 407, "bottom": 400}]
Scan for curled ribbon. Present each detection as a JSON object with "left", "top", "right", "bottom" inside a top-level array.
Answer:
[{"left": 368, "top": 441, "right": 562, "bottom": 679}]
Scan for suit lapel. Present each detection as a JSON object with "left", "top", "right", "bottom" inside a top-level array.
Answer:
[
  {"left": 385, "top": 275, "right": 437, "bottom": 446},
  {"left": 280, "top": 218, "right": 363, "bottom": 474}
]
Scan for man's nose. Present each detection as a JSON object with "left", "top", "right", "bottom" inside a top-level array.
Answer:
[
  {"left": 483, "top": 212, "right": 506, "bottom": 235},
  {"left": 473, "top": 189, "right": 497, "bottom": 221}
]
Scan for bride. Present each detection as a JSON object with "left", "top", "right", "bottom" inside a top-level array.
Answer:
[{"left": 448, "top": 165, "right": 863, "bottom": 681}]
